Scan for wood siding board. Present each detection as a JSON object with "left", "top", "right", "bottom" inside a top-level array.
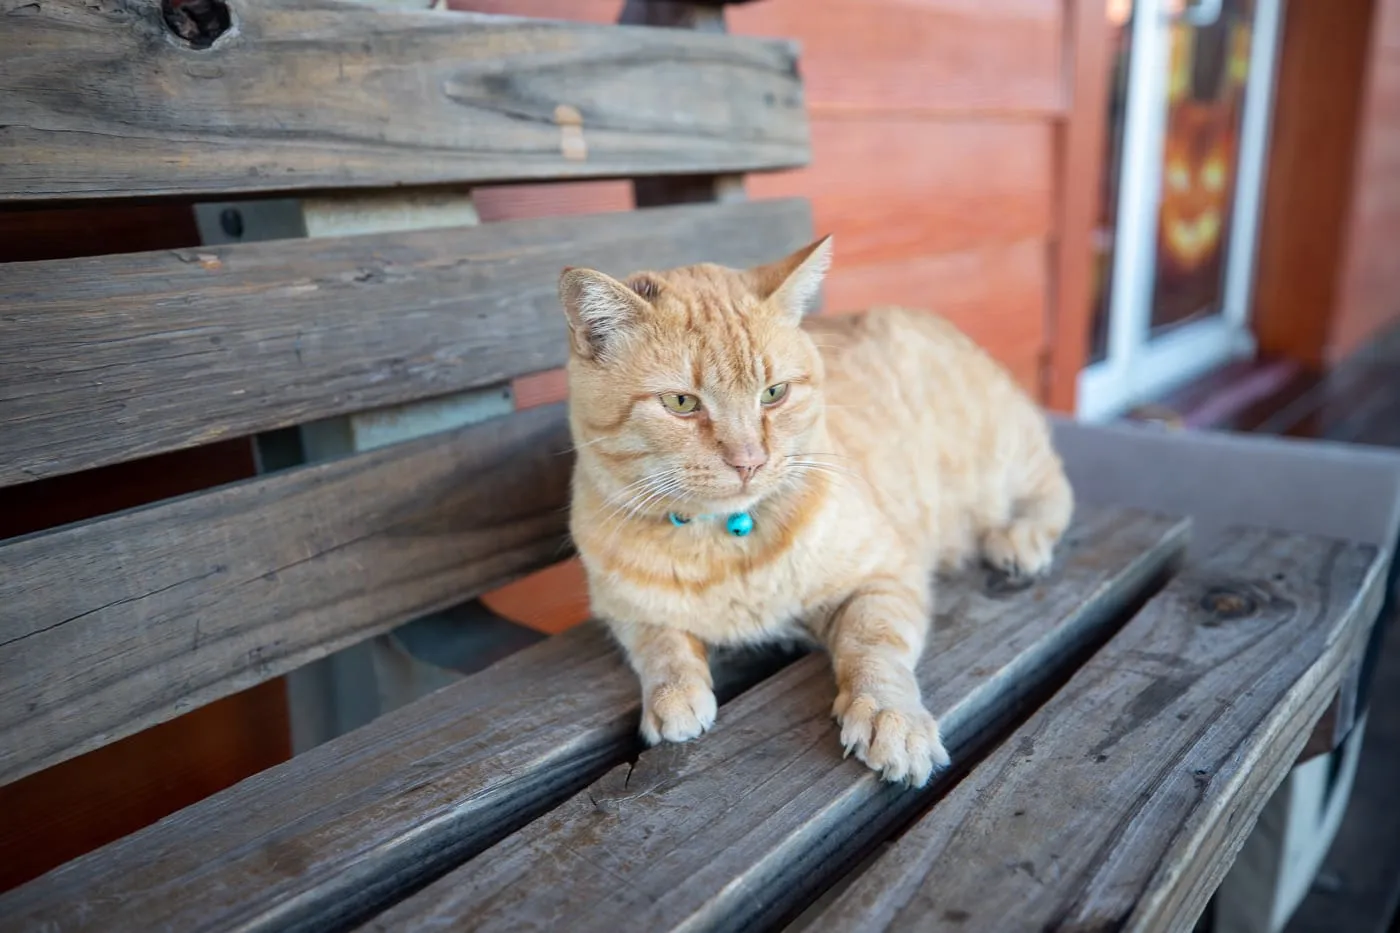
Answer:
[{"left": 730, "top": 0, "right": 1064, "bottom": 117}]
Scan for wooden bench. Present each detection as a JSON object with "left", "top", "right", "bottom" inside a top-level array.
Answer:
[{"left": 1, "top": 1, "right": 1396, "bottom": 931}]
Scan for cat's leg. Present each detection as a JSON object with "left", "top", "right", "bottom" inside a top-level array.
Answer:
[
  {"left": 982, "top": 444, "right": 1073, "bottom": 579},
  {"left": 611, "top": 620, "right": 717, "bottom": 745},
  {"left": 822, "top": 574, "right": 949, "bottom": 786}
]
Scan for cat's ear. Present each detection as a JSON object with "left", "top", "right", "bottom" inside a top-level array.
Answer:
[
  {"left": 559, "top": 267, "right": 653, "bottom": 360},
  {"left": 748, "top": 235, "right": 833, "bottom": 325}
]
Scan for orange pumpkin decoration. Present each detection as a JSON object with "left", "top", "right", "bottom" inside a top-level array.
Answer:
[{"left": 1157, "top": 101, "right": 1237, "bottom": 275}]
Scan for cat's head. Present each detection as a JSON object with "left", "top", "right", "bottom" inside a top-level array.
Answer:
[{"left": 560, "top": 237, "right": 832, "bottom": 516}]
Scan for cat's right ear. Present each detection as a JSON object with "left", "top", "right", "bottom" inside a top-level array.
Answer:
[
  {"left": 559, "top": 267, "right": 652, "bottom": 361},
  {"left": 748, "top": 235, "right": 833, "bottom": 326}
]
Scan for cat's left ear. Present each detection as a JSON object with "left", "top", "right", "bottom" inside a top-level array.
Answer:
[
  {"left": 748, "top": 235, "right": 833, "bottom": 325},
  {"left": 559, "top": 267, "right": 653, "bottom": 361}
]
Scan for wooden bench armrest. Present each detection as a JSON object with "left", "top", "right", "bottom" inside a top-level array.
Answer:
[{"left": 811, "top": 529, "right": 1388, "bottom": 932}]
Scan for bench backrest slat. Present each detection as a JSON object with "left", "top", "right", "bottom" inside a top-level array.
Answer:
[
  {"left": 0, "top": 403, "right": 572, "bottom": 785},
  {"left": 0, "top": 199, "right": 813, "bottom": 487},
  {"left": 0, "top": 0, "right": 808, "bottom": 203}
]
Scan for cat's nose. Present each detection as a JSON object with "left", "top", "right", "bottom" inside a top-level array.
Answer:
[{"left": 724, "top": 445, "right": 768, "bottom": 483}]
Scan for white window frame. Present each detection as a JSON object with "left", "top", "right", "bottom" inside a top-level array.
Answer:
[{"left": 1077, "top": 0, "right": 1287, "bottom": 422}]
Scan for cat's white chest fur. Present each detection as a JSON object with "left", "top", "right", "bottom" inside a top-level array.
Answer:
[{"left": 587, "top": 494, "right": 890, "bottom": 649}]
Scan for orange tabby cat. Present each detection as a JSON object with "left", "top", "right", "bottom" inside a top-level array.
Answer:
[{"left": 560, "top": 237, "right": 1072, "bottom": 786}]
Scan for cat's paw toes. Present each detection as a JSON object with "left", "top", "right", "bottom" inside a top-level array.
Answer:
[
  {"left": 640, "top": 680, "right": 717, "bottom": 745},
  {"left": 835, "top": 694, "right": 950, "bottom": 788},
  {"left": 983, "top": 521, "right": 1059, "bottom": 579}
]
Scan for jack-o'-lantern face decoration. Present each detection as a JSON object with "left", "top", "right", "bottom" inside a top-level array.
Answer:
[{"left": 1158, "top": 102, "right": 1237, "bottom": 273}]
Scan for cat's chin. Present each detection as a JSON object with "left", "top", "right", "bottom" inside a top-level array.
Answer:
[{"left": 690, "top": 485, "right": 783, "bottom": 516}]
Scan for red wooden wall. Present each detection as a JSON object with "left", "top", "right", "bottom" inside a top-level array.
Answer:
[
  {"left": 1333, "top": 0, "right": 1400, "bottom": 363},
  {"left": 1253, "top": 0, "right": 1400, "bottom": 370}
]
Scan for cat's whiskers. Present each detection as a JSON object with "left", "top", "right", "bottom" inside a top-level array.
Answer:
[
  {"left": 791, "top": 450, "right": 860, "bottom": 462},
  {"left": 598, "top": 473, "right": 689, "bottom": 551},
  {"left": 785, "top": 453, "right": 868, "bottom": 477},
  {"left": 784, "top": 460, "right": 869, "bottom": 493},
  {"left": 595, "top": 470, "right": 679, "bottom": 530},
  {"left": 565, "top": 435, "right": 617, "bottom": 454}
]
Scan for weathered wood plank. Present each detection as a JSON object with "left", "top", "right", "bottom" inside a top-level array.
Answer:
[
  {"left": 0, "top": 198, "right": 813, "bottom": 487},
  {"left": 0, "top": 404, "right": 574, "bottom": 786},
  {"left": 0, "top": 0, "right": 808, "bottom": 202},
  {"left": 810, "top": 528, "right": 1387, "bottom": 933},
  {"left": 0, "top": 625, "right": 800, "bottom": 933},
  {"left": 360, "top": 506, "right": 1191, "bottom": 933}
]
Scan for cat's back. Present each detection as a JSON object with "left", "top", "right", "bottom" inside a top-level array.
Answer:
[
  {"left": 802, "top": 306, "right": 1052, "bottom": 563},
  {"left": 802, "top": 306, "right": 1030, "bottom": 421}
]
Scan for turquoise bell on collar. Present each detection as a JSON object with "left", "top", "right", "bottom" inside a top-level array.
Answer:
[
  {"left": 725, "top": 512, "right": 754, "bottom": 537},
  {"left": 666, "top": 511, "right": 755, "bottom": 537}
]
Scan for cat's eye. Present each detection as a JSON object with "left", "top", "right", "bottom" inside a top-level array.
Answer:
[
  {"left": 761, "top": 383, "right": 789, "bottom": 406},
  {"left": 660, "top": 392, "right": 700, "bottom": 415}
]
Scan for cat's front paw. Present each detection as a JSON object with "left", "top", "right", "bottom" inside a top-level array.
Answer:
[
  {"left": 982, "top": 519, "right": 1059, "bottom": 579},
  {"left": 640, "top": 679, "right": 717, "bottom": 745},
  {"left": 833, "top": 691, "right": 950, "bottom": 787}
]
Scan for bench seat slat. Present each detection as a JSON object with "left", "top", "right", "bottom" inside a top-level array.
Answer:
[
  {"left": 0, "top": 198, "right": 813, "bottom": 487},
  {"left": 0, "top": 403, "right": 573, "bottom": 785},
  {"left": 0, "top": 1, "right": 809, "bottom": 203},
  {"left": 0, "top": 626, "right": 799, "bottom": 933},
  {"left": 359, "top": 506, "right": 1190, "bottom": 933},
  {"left": 810, "top": 528, "right": 1387, "bottom": 933}
]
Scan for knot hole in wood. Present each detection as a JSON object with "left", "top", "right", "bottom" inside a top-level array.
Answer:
[
  {"left": 162, "top": 0, "right": 230, "bottom": 49},
  {"left": 1199, "top": 585, "right": 1260, "bottom": 624}
]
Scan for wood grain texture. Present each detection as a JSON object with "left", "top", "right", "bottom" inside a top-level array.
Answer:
[
  {"left": 0, "top": 0, "right": 808, "bottom": 202},
  {"left": 812, "top": 528, "right": 1387, "bottom": 933},
  {"left": 0, "top": 623, "right": 798, "bottom": 933},
  {"left": 0, "top": 404, "right": 574, "bottom": 786},
  {"left": 361, "top": 506, "right": 1190, "bottom": 933},
  {"left": 747, "top": 116, "right": 1055, "bottom": 266},
  {"left": 730, "top": 0, "right": 1064, "bottom": 116},
  {"left": 616, "top": 1, "right": 748, "bottom": 210},
  {"left": 1046, "top": 0, "right": 1111, "bottom": 412},
  {"left": 0, "top": 199, "right": 813, "bottom": 486}
]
